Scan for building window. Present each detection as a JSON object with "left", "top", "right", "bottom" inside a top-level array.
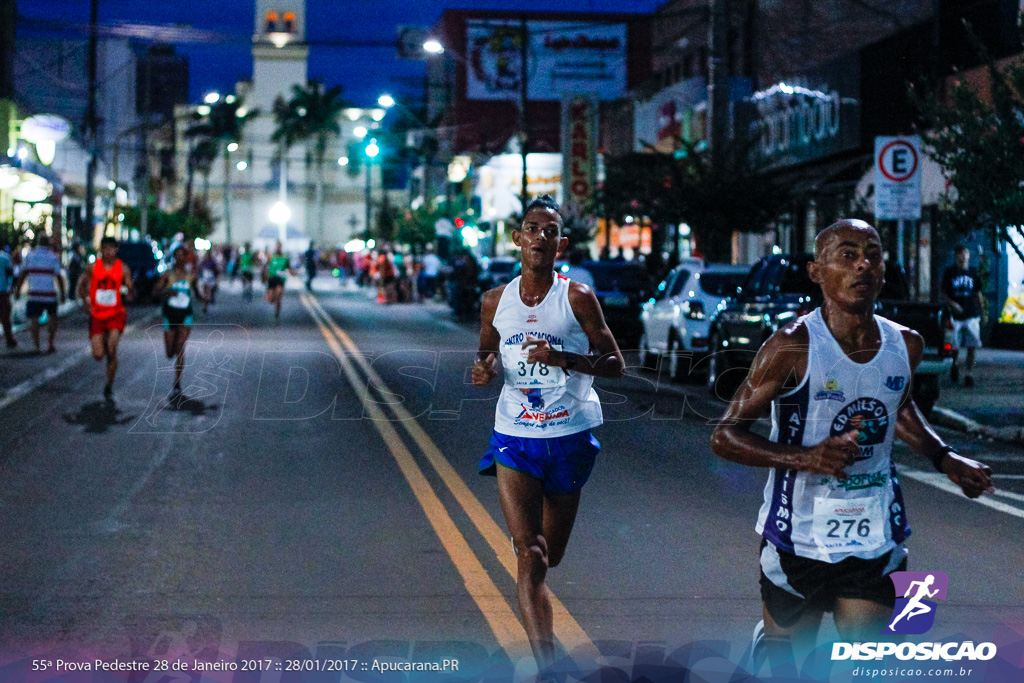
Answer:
[
  {"left": 265, "top": 11, "right": 279, "bottom": 33},
  {"left": 283, "top": 11, "right": 295, "bottom": 33}
]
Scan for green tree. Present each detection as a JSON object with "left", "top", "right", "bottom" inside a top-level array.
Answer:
[
  {"left": 273, "top": 80, "right": 350, "bottom": 241},
  {"left": 912, "top": 34, "right": 1024, "bottom": 264}
]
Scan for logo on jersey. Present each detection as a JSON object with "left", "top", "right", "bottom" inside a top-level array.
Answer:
[
  {"left": 815, "top": 378, "right": 846, "bottom": 402},
  {"left": 885, "top": 375, "right": 907, "bottom": 392},
  {"left": 884, "top": 571, "right": 949, "bottom": 635},
  {"left": 831, "top": 397, "right": 890, "bottom": 461},
  {"left": 515, "top": 404, "right": 570, "bottom": 427},
  {"left": 526, "top": 314, "right": 538, "bottom": 323},
  {"left": 825, "top": 469, "right": 889, "bottom": 492}
]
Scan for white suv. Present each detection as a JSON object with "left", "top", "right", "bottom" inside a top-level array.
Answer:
[{"left": 640, "top": 260, "right": 748, "bottom": 380}]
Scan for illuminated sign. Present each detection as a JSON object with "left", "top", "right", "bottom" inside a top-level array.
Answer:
[
  {"left": 465, "top": 20, "right": 627, "bottom": 101},
  {"left": 561, "top": 95, "right": 597, "bottom": 213}
]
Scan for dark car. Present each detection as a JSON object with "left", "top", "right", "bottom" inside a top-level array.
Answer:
[
  {"left": 705, "top": 254, "right": 950, "bottom": 414},
  {"left": 116, "top": 240, "right": 165, "bottom": 302},
  {"left": 581, "top": 260, "right": 652, "bottom": 347}
]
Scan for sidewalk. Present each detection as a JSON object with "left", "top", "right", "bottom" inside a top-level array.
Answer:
[{"left": 931, "top": 347, "right": 1024, "bottom": 446}]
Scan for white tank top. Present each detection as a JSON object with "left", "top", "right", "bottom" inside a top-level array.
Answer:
[
  {"left": 492, "top": 275, "right": 603, "bottom": 438},
  {"left": 756, "top": 307, "right": 912, "bottom": 562}
]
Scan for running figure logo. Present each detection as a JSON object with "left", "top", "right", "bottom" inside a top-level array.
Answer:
[{"left": 884, "top": 571, "right": 949, "bottom": 634}]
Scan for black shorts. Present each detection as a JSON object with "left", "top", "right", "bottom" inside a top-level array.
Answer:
[
  {"left": 759, "top": 539, "right": 906, "bottom": 628},
  {"left": 268, "top": 276, "right": 285, "bottom": 289},
  {"left": 26, "top": 300, "right": 58, "bottom": 319}
]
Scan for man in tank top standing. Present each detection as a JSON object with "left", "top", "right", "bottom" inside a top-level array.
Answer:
[
  {"left": 78, "top": 236, "right": 134, "bottom": 400},
  {"left": 711, "top": 219, "right": 993, "bottom": 666},
  {"left": 472, "top": 195, "right": 624, "bottom": 676}
]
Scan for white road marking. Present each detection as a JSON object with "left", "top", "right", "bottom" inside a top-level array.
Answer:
[
  {"left": 0, "top": 314, "right": 157, "bottom": 413},
  {"left": 898, "top": 465, "right": 1024, "bottom": 520}
]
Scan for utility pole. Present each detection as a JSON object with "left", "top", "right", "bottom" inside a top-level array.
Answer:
[
  {"left": 138, "top": 48, "right": 150, "bottom": 239},
  {"left": 519, "top": 15, "right": 529, "bottom": 214},
  {"left": 707, "top": 0, "right": 730, "bottom": 173},
  {"left": 84, "top": 0, "right": 100, "bottom": 244}
]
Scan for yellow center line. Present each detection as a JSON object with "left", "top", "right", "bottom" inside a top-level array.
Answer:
[
  {"left": 303, "top": 293, "right": 599, "bottom": 662},
  {"left": 299, "top": 293, "right": 530, "bottom": 660}
]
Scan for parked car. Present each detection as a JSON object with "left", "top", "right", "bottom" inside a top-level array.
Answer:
[
  {"left": 639, "top": 261, "right": 749, "bottom": 380},
  {"left": 116, "top": 240, "right": 165, "bottom": 302},
  {"left": 580, "top": 260, "right": 652, "bottom": 347},
  {"left": 705, "top": 254, "right": 951, "bottom": 414},
  {"left": 480, "top": 256, "right": 518, "bottom": 289}
]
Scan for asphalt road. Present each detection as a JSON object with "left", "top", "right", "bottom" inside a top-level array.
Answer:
[{"left": 1, "top": 277, "right": 1022, "bottom": 682}]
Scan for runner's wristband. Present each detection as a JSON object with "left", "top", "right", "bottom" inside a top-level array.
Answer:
[{"left": 933, "top": 445, "right": 959, "bottom": 473}]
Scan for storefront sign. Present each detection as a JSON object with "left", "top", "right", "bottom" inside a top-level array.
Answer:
[
  {"left": 561, "top": 95, "right": 597, "bottom": 214},
  {"left": 466, "top": 20, "right": 627, "bottom": 101},
  {"left": 20, "top": 114, "right": 71, "bottom": 143},
  {"left": 734, "top": 55, "right": 860, "bottom": 170},
  {"left": 475, "top": 153, "right": 562, "bottom": 220}
]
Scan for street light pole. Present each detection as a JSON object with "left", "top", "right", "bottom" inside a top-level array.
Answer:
[
  {"left": 365, "top": 138, "right": 379, "bottom": 237},
  {"left": 519, "top": 15, "right": 529, "bottom": 214}
]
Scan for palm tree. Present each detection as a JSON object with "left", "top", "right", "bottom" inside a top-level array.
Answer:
[
  {"left": 272, "top": 80, "right": 349, "bottom": 240},
  {"left": 185, "top": 97, "right": 254, "bottom": 244}
]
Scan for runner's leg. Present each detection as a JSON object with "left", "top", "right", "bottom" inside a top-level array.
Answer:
[
  {"left": 30, "top": 315, "right": 41, "bottom": 351},
  {"left": 542, "top": 490, "right": 582, "bottom": 568},
  {"left": 835, "top": 598, "right": 891, "bottom": 641},
  {"left": 105, "top": 329, "right": 122, "bottom": 387},
  {"left": 762, "top": 602, "right": 824, "bottom": 670},
  {"left": 174, "top": 327, "right": 191, "bottom": 389},
  {"left": 90, "top": 333, "right": 105, "bottom": 361},
  {"left": 46, "top": 311, "right": 58, "bottom": 351},
  {"left": 496, "top": 464, "right": 555, "bottom": 670}
]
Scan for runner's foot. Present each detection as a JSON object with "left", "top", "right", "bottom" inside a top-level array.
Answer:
[
  {"left": 103, "top": 384, "right": 113, "bottom": 400},
  {"left": 950, "top": 364, "right": 960, "bottom": 383},
  {"left": 46, "top": 346, "right": 56, "bottom": 354},
  {"left": 750, "top": 619, "right": 766, "bottom": 669}
]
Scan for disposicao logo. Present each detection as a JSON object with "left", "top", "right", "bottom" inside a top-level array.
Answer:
[
  {"left": 886, "top": 571, "right": 948, "bottom": 635},
  {"left": 831, "top": 571, "right": 998, "bottom": 663}
]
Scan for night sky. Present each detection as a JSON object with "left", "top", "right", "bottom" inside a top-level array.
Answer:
[{"left": 18, "top": 0, "right": 665, "bottom": 108}]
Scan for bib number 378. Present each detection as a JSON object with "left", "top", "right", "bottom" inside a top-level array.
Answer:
[
  {"left": 812, "top": 496, "right": 885, "bottom": 552},
  {"left": 507, "top": 344, "right": 565, "bottom": 389}
]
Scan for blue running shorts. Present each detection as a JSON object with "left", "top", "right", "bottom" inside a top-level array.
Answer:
[{"left": 479, "top": 429, "right": 601, "bottom": 494}]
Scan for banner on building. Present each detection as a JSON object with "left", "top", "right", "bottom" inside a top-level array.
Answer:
[
  {"left": 465, "top": 20, "right": 627, "bottom": 101},
  {"left": 561, "top": 95, "right": 598, "bottom": 215}
]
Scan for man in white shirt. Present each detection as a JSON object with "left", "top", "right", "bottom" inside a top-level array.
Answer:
[
  {"left": 418, "top": 244, "right": 442, "bottom": 301},
  {"left": 14, "top": 234, "right": 66, "bottom": 353}
]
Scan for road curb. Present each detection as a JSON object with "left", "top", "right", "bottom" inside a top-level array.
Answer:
[{"left": 930, "top": 406, "right": 1024, "bottom": 447}]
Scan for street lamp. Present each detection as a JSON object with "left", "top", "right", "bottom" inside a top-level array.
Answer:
[
  {"left": 204, "top": 92, "right": 220, "bottom": 104},
  {"left": 423, "top": 39, "right": 444, "bottom": 54},
  {"left": 364, "top": 138, "right": 380, "bottom": 237},
  {"left": 377, "top": 94, "right": 395, "bottom": 109},
  {"left": 269, "top": 200, "right": 291, "bottom": 244}
]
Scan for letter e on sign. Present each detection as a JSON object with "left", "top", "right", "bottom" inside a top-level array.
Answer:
[{"left": 874, "top": 136, "right": 922, "bottom": 221}]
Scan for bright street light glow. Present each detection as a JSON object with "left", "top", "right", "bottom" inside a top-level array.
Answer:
[
  {"left": 225, "top": 94, "right": 236, "bottom": 104},
  {"left": 423, "top": 40, "right": 444, "bottom": 54},
  {"left": 204, "top": 92, "right": 220, "bottom": 104},
  {"left": 365, "top": 140, "right": 380, "bottom": 158},
  {"left": 196, "top": 105, "right": 211, "bottom": 116},
  {"left": 377, "top": 94, "right": 395, "bottom": 108},
  {"left": 107, "top": 180, "right": 116, "bottom": 191},
  {"left": 338, "top": 156, "right": 349, "bottom": 166},
  {"left": 344, "top": 238, "right": 366, "bottom": 253},
  {"left": 235, "top": 107, "right": 248, "bottom": 118},
  {"left": 194, "top": 238, "right": 212, "bottom": 251},
  {"left": 366, "top": 239, "right": 376, "bottom": 249},
  {"left": 227, "top": 142, "right": 239, "bottom": 152},
  {"left": 371, "top": 108, "right": 386, "bottom": 122},
  {"left": 269, "top": 201, "right": 291, "bottom": 225},
  {"left": 353, "top": 126, "right": 367, "bottom": 139},
  {"left": 17, "top": 147, "right": 28, "bottom": 160},
  {"left": 236, "top": 160, "right": 248, "bottom": 171}
]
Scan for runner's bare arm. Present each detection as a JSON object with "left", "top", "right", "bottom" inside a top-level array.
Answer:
[
  {"left": 191, "top": 275, "right": 206, "bottom": 303},
  {"left": 76, "top": 263, "right": 93, "bottom": 308},
  {"left": 711, "top": 322, "right": 856, "bottom": 476},
  {"left": 894, "top": 329, "right": 993, "bottom": 498},
  {"left": 121, "top": 263, "right": 135, "bottom": 300},
  {"left": 524, "top": 282, "right": 624, "bottom": 378},
  {"left": 472, "top": 286, "right": 505, "bottom": 386}
]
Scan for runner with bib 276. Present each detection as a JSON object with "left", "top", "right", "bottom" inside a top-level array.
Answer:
[{"left": 710, "top": 219, "right": 993, "bottom": 666}]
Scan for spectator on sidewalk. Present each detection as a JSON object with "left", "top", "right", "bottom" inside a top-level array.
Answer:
[
  {"left": 418, "top": 244, "right": 441, "bottom": 301},
  {"left": 0, "top": 242, "right": 16, "bottom": 348},
  {"left": 14, "top": 233, "right": 66, "bottom": 354},
  {"left": 941, "top": 245, "right": 986, "bottom": 388}
]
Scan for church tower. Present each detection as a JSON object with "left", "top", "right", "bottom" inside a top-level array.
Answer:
[{"left": 250, "top": 0, "right": 308, "bottom": 112}]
